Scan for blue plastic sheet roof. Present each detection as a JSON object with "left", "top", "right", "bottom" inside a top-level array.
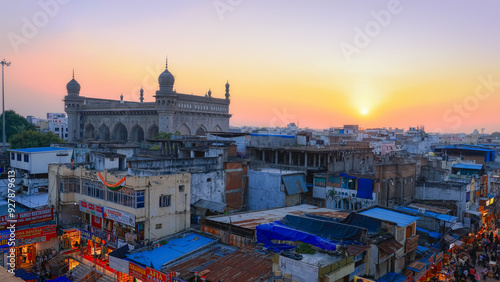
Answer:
[
  {"left": 416, "top": 227, "right": 442, "bottom": 239},
  {"left": 395, "top": 206, "right": 457, "bottom": 223},
  {"left": 282, "top": 174, "right": 308, "bottom": 195},
  {"left": 377, "top": 272, "right": 408, "bottom": 282},
  {"left": 452, "top": 163, "right": 483, "bottom": 170},
  {"left": 9, "top": 147, "right": 69, "bottom": 153},
  {"left": 416, "top": 245, "right": 429, "bottom": 254},
  {"left": 359, "top": 207, "right": 420, "bottom": 227},
  {"left": 126, "top": 234, "right": 214, "bottom": 270}
]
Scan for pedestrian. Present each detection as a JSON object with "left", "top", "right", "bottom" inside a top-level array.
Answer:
[
  {"left": 475, "top": 271, "right": 480, "bottom": 282},
  {"left": 482, "top": 267, "right": 489, "bottom": 280}
]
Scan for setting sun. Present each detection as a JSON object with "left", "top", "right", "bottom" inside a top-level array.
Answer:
[{"left": 361, "top": 108, "right": 369, "bottom": 116}]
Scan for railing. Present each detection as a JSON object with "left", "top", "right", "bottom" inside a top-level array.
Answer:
[{"left": 66, "top": 252, "right": 117, "bottom": 281}]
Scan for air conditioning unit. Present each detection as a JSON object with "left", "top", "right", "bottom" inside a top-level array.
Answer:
[{"left": 418, "top": 208, "right": 426, "bottom": 214}]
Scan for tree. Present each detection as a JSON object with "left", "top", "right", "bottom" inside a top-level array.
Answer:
[
  {"left": 154, "top": 131, "right": 172, "bottom": 139},
  {"left": 9, "top": 130, "right": 64, "bottom": 149},
  {"left": 0, "top": 110, "right": 36, "bottom": 141}
]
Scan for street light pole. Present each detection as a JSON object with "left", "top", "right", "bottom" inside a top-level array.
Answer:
[{"left": 1, "top": 59, "right": 11, "bottom": 153}]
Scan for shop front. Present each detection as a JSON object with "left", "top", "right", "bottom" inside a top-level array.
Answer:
[
  {"left": 79, "top": 228, "right": 116, "bottom": 274},
  {"left": 0, "top": 224, "right": 57, "bottom": 269},
  {"left": 61, "top": 229, "right": 81, "bottom": 250}
]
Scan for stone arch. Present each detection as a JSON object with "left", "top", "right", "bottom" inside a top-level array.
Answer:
[
  {"left": 147, "top": 125, "right": 159, "bottom": 139},
  {"left": 195, "top": 125, "right": 207, "bottom": 136},
  {"left": 177, "top": 124, "right": 191, "bottom": 136},
  {"left": 84, "top": 124, "right": 95, "bottom": 139},
  {"left": 212, "top": 125, "right": 222, "bottom": 132},
  {"left": 131, "top": 125, "right": 145, "bottom": 143},
  {"left": 113, "top": 123, "right": 128, "bottom": 142},
  {"left": 98, "top": 124, "right": 110, "bottom": 141}
]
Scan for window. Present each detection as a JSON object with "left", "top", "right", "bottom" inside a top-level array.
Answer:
[
  {"left": 11, "top": 153, "right": 14, "bottom": 160},
  {"left": 159, "top": 195, "right": 171, "bottom": 207},
  {"left": 156, "top": 224, "right": 162, "bottom": 229},
  {"left": 55, "top": 128, "right": 59, "bottom": 132},
  {"left": 60, "top": 178, "right": 80, "bottom": 193},
  {"left": 178, "top": 185, "right": 185, "bottom": 192},
  {"left": 82, "top": 179, "right": 105, "bottom": 199},
  {"left": 107, "top": 188, "right": 145, "bottom": 208},
  {"left": 24, "top": 154, "right": 29, "bottom": 162},
  {"left": 17, "top": 154, "right": 21, "bottom": 161},
  {"left": 206, "top": 178, "right": 212, "bottom": 182}
]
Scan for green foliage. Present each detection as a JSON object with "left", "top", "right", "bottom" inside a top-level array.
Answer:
[
  {"left": 295, "top": 243, "right": 316, "bottom": 254},
  {"left": 9, "top": 130, "right": 64, "bottom": 149},
  {"left": 149, "top": 145, "right": 160, "bottom": 151},
  {"left": 0, "top": 110, "right": 36, "bottom": 141},
  {"left": 154, "top": 131, "right": 172, "bottom": 139}
]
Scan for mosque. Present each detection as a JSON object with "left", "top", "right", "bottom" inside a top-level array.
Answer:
[{"left": 64, "top": 58, "right": 231, "bottom": 143}]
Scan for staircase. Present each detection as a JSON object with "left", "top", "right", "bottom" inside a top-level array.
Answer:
[
  {"left": 96, "top": 274, "right": 116, "bottom": 282},
  {"left": 72, "top": 263, "right": 93, "bottom": 282}
]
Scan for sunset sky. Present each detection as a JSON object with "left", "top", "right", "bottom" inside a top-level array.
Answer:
[{"left": 1, "top": 0, "right": 499, "bottom": 133}]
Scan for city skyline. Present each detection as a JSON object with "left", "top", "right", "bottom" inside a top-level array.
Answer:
[{"left": 1, "top": 1, "right": 500, "bottom": 133}]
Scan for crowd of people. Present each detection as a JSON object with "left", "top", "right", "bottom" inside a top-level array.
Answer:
[{"left": 443, "top": 225, "right": 500, "bottom": 282}]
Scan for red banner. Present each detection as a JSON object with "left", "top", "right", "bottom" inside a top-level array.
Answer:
[
  {"left": 0, "top": 208, "right": 53, "bottom": 230},
  {"left": 146, "top": 267, "right": 172, "bottom": 282},
  {"left": 16, "top": 224, "right": 57, "bottom": 240},
  {"left": 129, "top": 262, "right": 147, "bottom": 281},
  {"left": 92, "top": 215, "right": 102, "bottom": 229}
]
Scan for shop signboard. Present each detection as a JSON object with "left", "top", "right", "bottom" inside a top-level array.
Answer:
[
  {"left": 92, "top": 215, "right": 102, "bottom": 229},
  {"left": 80, "top": 200, "right": 103, "bottom": 218},
  {"left": 172, "top": 278, "right": 188, "bottom": 282},
  {"left": 103, "top": 207, "right": 136, "bottom": 227},
  {"left": 15, "top": 224, "right": 57, "bottom": 246},
  {"left": 146, "top": 267, "right": 172, "bottom": 282},
  {"left": 0, "top": 230, "right": 10, "bottom": 248},
  {"left": 0, "top": 208, "right": 54, "bottom": 230},
  {"left": 129, "top": 262, "right": 147, "bottom": 281},
  {"left": 80, "top": 229, "right": 103, "bottom": 245},
  {"left": 109, "top": 255, "right": 129, "bottom": 274},
  {"left": 435, "top": 251, "right": 444, "bottom": 263}
]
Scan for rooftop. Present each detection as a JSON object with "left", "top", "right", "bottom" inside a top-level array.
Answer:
[
  {"left": 452, "top": 163, "right": 483, "bottom": 170},
  {"left": 201, "top": 246, "right": 274, "bottom": 282},
  {"left": 9, "top": 147, "right": 71, "bottom": 153},
  {"left": 205, "top": 205, "right": 348, "bottom": 230},
  {"left": 359, "top": 207, "right": 420, "bottom": 227},
  {"left": 126, "top": 233, "right": 215, "bottom": 270}
]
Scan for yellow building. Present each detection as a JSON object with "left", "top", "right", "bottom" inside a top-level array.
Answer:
[{"left": 48, "top": 164, "right": 191, "bottom": 248}]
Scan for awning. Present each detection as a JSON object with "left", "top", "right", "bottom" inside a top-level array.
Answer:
[
  {"left": 347, "top": 244, "right": 370, "bottom": 256},
  {"left": 377, "top": 272, "right": 408, "bottom": 282},
  {"left": 407, "top": 261, "right": 429, "bottom": 272},
  {"left": 282, "top": 174, "right": 308, "bottom": 195},
  {"left": 378, "top": 238, "right": 403, "bottom": 255},
  {"left": 194, "top": 199, "right": 227, "bottom": 213},
  {"left": 416, "top": 227, "right": 442, "bottom": 239},
  {"left": 465, "top": 210, "right": 482, "bottom": 217},
  {"left": 444, "top": 235, "right": 464, "bottom": 246}
]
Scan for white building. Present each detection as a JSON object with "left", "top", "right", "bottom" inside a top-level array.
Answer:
[{"left": 47, "top": 113, "right": 69, "bottom": 141}]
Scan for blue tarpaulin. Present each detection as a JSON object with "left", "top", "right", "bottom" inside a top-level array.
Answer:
[
  {"left": 416, "top": 227, "right": 442, "bottom": 239},
  {"left": 357, "top": 178, "right": 373, "bottom": 199},
  {"left": 342, "top": 213, "right": 382, "bottom": 235},
  {"left": 256, "top": 221, "right": 337, "bottom": 252},
  {"left": 47, "top": 276, "right": 72, "bottom": 282},
  {"left": 377, "top": 272, "right": 408, "bottom": 282},
  {"left": 282, "top": 214, "right": 366, "bottom": 242},
  {"left": 340, "top": 172, "right": 357, "bottom": 179}
]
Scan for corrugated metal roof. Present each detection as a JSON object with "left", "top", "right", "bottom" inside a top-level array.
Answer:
[
  {"left": 194, "top": 199, "right": 227, "bottom": 213},
  {"left": 205, "top": 205, "right": 347, "bottom": 230},
  {"left": 359, "top": 207, "right": 420, "bottom": 227},
  {"left": 202, "top": 246, "right": 273, "bottom": 281},
  {"left": 407, "top": 261, "right": 428, "bottom": 272},
  {"left": 282, "top": 174, "right": 308, "bottom": 195},
  {"left": 452, "top": 163, "right": 483, "bottom": 170},
  {"left": 395, "top": 206, "right": 457, "bottom": 223},
  {"left": 377, "top": 238, "right": 403, "bottom": 254},
  {"left": 126, "top": 234, "right": 215, "bottom": 270},
  {"left": 9, "top": 147, "right": 69, "bottom": 153}
]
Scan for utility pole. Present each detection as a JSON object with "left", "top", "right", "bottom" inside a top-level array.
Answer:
[{"left": 1, "top": 59, "right": 11, "bottom": 153}]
